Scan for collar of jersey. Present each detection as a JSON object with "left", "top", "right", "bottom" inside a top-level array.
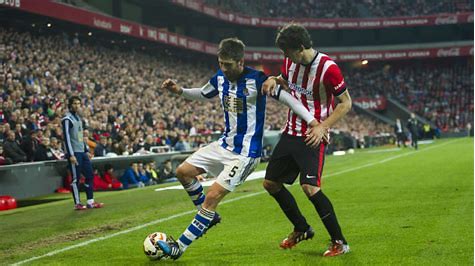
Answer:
[{"left": 300, "top": 50, "right": 319, "bottom": 67}]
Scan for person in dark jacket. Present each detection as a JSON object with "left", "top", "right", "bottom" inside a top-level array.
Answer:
[
  {"left": 94, "top": 135, "right": 110, "bottom": 157},
  {"left": 34, "top": 137, "right": 55, "bottom": 161},
  {"left": 394, "top": 118, "right": 406, "bottom": 148},
  {"left": 21, "top": 129, "right": 40, "bottom": 161},
  {"left": 3, "top": 130, "right": 26, "bottom": 163},
  {"left": 407, "top": 113, "right": 419, "bottom": 150}
]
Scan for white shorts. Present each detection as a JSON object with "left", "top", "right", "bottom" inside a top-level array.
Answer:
[{"left": 185, "top": 141, "right": 260, "bottom": 191}]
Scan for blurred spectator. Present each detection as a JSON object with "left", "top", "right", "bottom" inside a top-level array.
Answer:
[
  {"left": 144, "top": 135, "right": 156, "bottom": 152},
  {"left": 103, "top": 164, "right": 123, "bottom": 189},
  {"left": 3, "top": 131, "right": 26, "bottom": 163},
  {"left": 94, "top": 135, "right": 110, "bottom": 157},
  {"left": 138, "top": 161, "right": 152, "bottom": 185},
  {"left": 120, "top": 162, "right": 143, "bottom": 189},
  {"left": 394, "top": 118, "right": 407, "bottom": 148},
  {"left": 159, "top": 159, "right": 175, "bottom": 181},
  {"left": 174, "top": 135, "right": 191, "bottom": 151},
  {"left": 0, "top": 144, "right": 13, "bottom": 165},
  {"left": 34, "top": 137, "right": 55, "bottom": 161},
  {"left": 49, "top": 137, "right": 65, "bottom": 160},
  {"left": 0, "top": 124, "right": 7, "bottom": 143},
  {"left": 84, "top": 129, "right": 96, "bottom": 156},
  {"left": 145, "top": 161, "right": 160, "bottom": 184},
  {"left": 93, "top": 168, "right": 110, "bottom": 191},
  {"left": 14, "top": 123, "right": 25, "bottom": 144},
  {"left": 21, "top": 129, "right": 40, "bottom": 161}
]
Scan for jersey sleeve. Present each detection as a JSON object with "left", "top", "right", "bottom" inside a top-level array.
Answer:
[
  {"left": 323, "top": 63, "right": 347, "bottom": 97},
  {"left": 256, "top": 71, "right": 268, "bottom": 94},
  {"left": 202, "top": 73, "right": 220, "bottom": 98},
  {"left": 61, "top": 118, "right": 74, "bottom": 157}
]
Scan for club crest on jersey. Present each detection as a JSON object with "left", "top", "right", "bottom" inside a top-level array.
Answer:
[{"left": 243, "top": 87, "right": 249, "bottom": 96}]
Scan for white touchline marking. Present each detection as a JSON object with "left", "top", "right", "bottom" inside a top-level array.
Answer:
[{"left": 13, "top": 139, "right": 460, "bottom": 265}]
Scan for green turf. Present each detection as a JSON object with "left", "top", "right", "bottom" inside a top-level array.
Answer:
[{"left": 0, "top": 138, "right": 473, "bottom": 265}]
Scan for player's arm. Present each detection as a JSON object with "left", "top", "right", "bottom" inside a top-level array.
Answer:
[
  {"left": 305, "top": 90, "right": 352, "bottom": 148},
  {"left": 274, "top": 90, "right": 315, "bottom": 126},
  {"left": 161, "top": 79, "right": 217, "bottom": 101},
  {"left": 271, "top": 78, "right": 327, "bottom": 145},
  {"left": 262, "top": 75, "right": 286, "bottom": 96},
  {"left": 61, "top": 118, "right": 77, "bottom": 164}
]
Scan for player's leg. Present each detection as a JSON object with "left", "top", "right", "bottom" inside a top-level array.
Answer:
[
  {"left": 176, "top": 161, "right": 206, "bottom": 209},
  {"left": 159, "top": 152, "right": 258, "bottom": 259},
  {"left": 264, "top": 135, "right": 313, "bottom": 249},
  {"left": 69, "top": 153, "right": 85, "bottom": 210},
  {"left": 81, "top": 152, "right": 103, "bottom": 209},
  {"left": 176, "top": 142, "right": 222, "bottom": 210},
  {"left": 263, "top": 178, "right": 311, "bottom": 234},
  {"left": 298, "top": 142, "right": 348, "bottom": 256},
  {"left": 157, "top": 182, "right": 229, "bottom": 260},
  {"left": 173, "top": 182, "right": 230, "bottom": 254},
  {"left": 413, "top": 133, "right": 418, "bottom": 150}
]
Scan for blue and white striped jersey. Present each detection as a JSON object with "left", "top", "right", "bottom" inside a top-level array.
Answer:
[{"left": 201, "top": 67, "right": 267, "bottom": 158}]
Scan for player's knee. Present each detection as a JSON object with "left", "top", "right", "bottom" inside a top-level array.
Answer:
[
  {"left": 263, "top": 179, "right": 281, "bottom": 194},
  {"left": 301, "top": 184, "right": 320, "bottom": 197}
]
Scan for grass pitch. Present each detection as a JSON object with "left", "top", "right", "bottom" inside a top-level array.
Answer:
[{"left": 0, "top": 138, "right": 473, "bottom": 265}]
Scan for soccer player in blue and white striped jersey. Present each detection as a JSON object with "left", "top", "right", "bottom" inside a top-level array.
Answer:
[{"left": 158, "top": 38, "right": 321, "bottom": 260}]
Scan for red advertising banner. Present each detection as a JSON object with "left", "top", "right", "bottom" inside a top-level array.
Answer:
[
  {"left": 2, "top": 0, "right": 472, "bottom": 62},
  {"left": 246, "top": 46, "right": 474, "bottom": 62},
  {"left": 171, "top": 0, "right": 473, "bottom": 29},
  {"left": 353, "top": 97, "right": 387, "bottom": 110}
]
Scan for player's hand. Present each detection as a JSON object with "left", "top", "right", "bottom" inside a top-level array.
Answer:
[
  {"left": 161, "top": 78, "right": 181, "bottom": 94},
  {"left": 262, "top": 76, "right": 278, "bottom": 96},
  {"left": 69, "top": 155, "right": 78, "bottom": 165},
  {"left": 87, "top": 153, "right": 93, "bottom": 160},
  {"left": 274, "top": 76, "right": 290, "bottom": 91},
  {"left": 305, "top": 121, "right": 330, "bottom": 148}
]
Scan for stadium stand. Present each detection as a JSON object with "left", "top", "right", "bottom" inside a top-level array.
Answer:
[
  {"left": 348, "top": 60, "right": 474, "bottom": 132},
  {"left": 0, "top": 24, "right": 471, "bottom": 164},
  {"left": 203, "top": 0, "right": 474, "bottom": 18}
]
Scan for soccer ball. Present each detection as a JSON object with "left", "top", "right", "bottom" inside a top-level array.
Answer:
[{"left": 143, "top": 232, "right": 168, "bottom": 260}]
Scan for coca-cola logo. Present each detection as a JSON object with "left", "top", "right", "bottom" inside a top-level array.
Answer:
[
  {"left": 435, "top": 15, "right": 458, "bottom": 24},
  {"left": 437, "top": 48, "right": 460, "bottom": 57}
]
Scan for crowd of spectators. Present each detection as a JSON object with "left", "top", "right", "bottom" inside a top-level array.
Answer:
[
  {"left": 348, "top": 60, "right": 473, "bottom": 132},
  {"left": 203, "top": 0, "right": 473, "bottom": 19},
  {"left": 0, "top": 26, "right": 218, "bottom": 164}
]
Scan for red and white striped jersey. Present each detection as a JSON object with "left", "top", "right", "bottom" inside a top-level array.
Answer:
[{"left": 281, "top": 52, "right": 347, "bottom": 137}]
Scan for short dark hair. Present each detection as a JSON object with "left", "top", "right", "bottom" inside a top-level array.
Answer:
[
  {"left": 217, "top": 38, "right": 245, "bottom": 61},
  {"left": 68, "top": 96, "right": 81, "bottom": 109},
  {"left": 276, "top": 23, "right": 313, "bottom": 51}
]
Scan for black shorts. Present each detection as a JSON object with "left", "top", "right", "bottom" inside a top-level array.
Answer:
[{"left": 265, "top": 134, "right": 326, "bottom": 187}]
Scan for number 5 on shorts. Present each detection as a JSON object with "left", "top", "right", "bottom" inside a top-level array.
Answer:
[{"left": 229, "top": 166, "right": 239, "bottom": 177}]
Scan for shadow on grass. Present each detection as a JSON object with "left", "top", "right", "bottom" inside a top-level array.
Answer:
[{"left": 18, "top": 198, "right": 68, "bottom": 207}]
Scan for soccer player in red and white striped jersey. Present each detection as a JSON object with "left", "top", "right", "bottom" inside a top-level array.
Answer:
[{"left": 262, "top": 23, "right": 352, "bottom": 257}]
